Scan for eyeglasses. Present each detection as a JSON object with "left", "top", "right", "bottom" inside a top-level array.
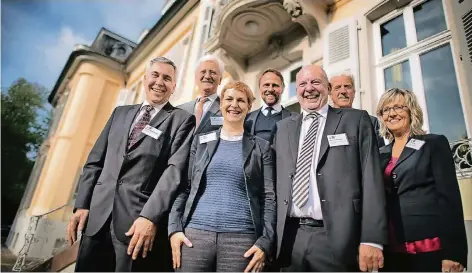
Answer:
[{"left": 381, "top": 105, "right": 409, "bottom": 116}]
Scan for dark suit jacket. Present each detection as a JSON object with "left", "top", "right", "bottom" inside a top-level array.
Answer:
[
  {"left": 244, "top": 106, "right": 294, "bottom": 137},
  {"left": 168, "top": 129, "right": 276, "bottom": 257},
  {"left": 178, "top": 97, "right": 222, "bottom": 135},
  {"left": 380, "top": 134, "right": 468, "bottom": 266},
  {"left": 273, "top": 106, "right": 387, "bottom": 264},
  {"left": 369, "top": 115, "right": 386, "bottom": 147},
  {"left": 74, "top": 102, "right": 196, "bottom": 244}
]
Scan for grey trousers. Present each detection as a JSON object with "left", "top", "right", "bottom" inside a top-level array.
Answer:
[{"left": 178, "top": 228, "right": 257, "bottom": 272}]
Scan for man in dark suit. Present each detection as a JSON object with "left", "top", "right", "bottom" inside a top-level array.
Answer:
[
  {"left": 66, "top": 57, "right": 195, "bottom": 272},
  {"left": 245, "top": 68, "right": 294, "bottom": 142},
  {"left": 329, "top": 73, "right": 385, "bottom": 147},
  {"left": 273, "top": 65, "right": 387, "bottom": 271},
  {"left": 178, "top": 54, "right": 224, "bottom": 135}
]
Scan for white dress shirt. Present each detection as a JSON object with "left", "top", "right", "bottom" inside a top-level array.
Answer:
[
  {"left": 261, "top": 102, "right": 282, "bottom": 116},
  {"left": 129, "top": 100, "right": 165, "bottom": 135},
  {"left": 194, "top": 93, "right": 218, "bottom": 116},
  {"left": 290, "top": 103, "right": 382, "bottom": 250},
  {"left": 290, "top": 103, "right": 328, "bottom": 219}
]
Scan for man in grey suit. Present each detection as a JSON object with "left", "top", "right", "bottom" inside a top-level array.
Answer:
[
  {"left": 245, "top": 68, "right": 294, "bottom": 142},
  {"left": 329, "top": 73, "right": 385, "bottom": 147},
  {"left": 178, "top": 54, "right": 225, "bottom": 135},
  {"left": 273, "top": 65, "right": 387, "bottom": 271},
  {"left": 66, "top": 57, "right": 195, "bottom": 272}
]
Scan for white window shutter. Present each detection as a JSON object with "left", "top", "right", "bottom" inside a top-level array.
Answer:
[
  {"left": 198, "top": 0, "right": 213, "bottom": 57},
  {"left": 323, "top": 18, "right": 360, "bottom": 109},
  {"left": 115, "top": 88, "right": 130, "bottom": 107}
]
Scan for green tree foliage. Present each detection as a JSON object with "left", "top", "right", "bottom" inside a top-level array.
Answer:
[{"left": 1, "top": 78, "right": 51, "bottom": 225}]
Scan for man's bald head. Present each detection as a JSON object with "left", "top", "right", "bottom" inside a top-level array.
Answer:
[{"left": 295, "top": 65, "right": 330, "bottom": 112}]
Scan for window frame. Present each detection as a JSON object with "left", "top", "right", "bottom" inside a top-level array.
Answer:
[
  {"left": 372, "top": 0, "right": 470, "bottom": 137},
  {"left": 281, "top": 60, "right": 303, "bottom": 107}
]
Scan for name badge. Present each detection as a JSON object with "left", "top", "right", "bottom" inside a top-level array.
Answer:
[
  {"left": 199, "top": 132, "right": 217, "bottom": 144},
  {"left": 142, "top": 125, "right": 162, "bottom": 140},
  {"left": 327, "top": 133, "right": 349, "bottom": 147},
  {"left": 210, "top": 116, "right": 224, "bottom": 126},
  {"left": 405, "top": 138, "right": 425, "bottom": 150}
]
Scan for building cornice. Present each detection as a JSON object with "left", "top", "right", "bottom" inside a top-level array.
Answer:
[
  {"left": 125, "top": 0, "right": 199, "bottom": 72},
  {"left": 48, "top": 47, "right": 123, "bottom": 105}
]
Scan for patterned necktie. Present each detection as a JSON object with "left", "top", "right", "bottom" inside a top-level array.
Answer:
[
  {"left": 266, "top": 106, "right": 273, "bottom": 117},
  {"left": 292, "top": 112, "right": 320, "bottom": 208},
  {"left": 128, "top": 105, "right": 154, "bottom": 149},
  {"left": 195, "top": 97, "right": 209, "bottom": 128}
]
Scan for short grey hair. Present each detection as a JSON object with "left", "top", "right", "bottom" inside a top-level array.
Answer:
[
  {"left": 329, "top": 72, "right": 355, "bottom": 90},
  {"left": 146, "top": 56, "right": 177, "bottom": 74},
  {"left": 195, "top": 54, "right": 225, "bottom": 76}
]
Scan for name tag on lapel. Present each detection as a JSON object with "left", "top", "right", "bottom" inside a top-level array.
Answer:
[
  {"left": 142, "top": 125, "right": 162, "bottom": 140},
  {"left": 405, "top": 138, "right": 425, "bottom": 150},
  {"left": 327, "top": 133, "right": 349, "bottom": 147},
  {"left": 210, "top": 116, "right": 224, "bottom": 126},
  {"left": 199, "top": 132, "right": 217, "bottom": 144}
]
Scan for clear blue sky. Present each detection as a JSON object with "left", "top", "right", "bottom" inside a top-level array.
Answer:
[{"left": 1, "top": 0, "right": 164, "bottom": 94}]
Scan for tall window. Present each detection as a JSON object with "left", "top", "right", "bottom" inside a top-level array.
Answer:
[{"left": 374, "top": 0, "right": 468, "bottom": 141}]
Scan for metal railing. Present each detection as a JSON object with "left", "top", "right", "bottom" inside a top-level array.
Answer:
[
  {"left": 12, "top": 203, "right": 74, "bottom": 272},
  {"left": 450, "top": 138, "right": 472, "bottom": 179}
]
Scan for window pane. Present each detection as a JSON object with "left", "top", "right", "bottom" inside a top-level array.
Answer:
[
  {"left": 289, "top": 67, "right": 302, "bottom": 97},
  {"left": 381, "top": 15, "right": 407, "bottom": 56},
  {"left": 384, "top": 60, "right": 412, "bottom": 90},
  {"left": 414, "top": 0, "right": 447, "bottom": 41},
  {"left": 420, "top": 44, "right": 467, "bottom": 141}
]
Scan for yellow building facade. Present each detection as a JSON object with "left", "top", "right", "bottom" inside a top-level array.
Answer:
[{"left": 7, "top": 0, "right": 472, "bottom": 270}]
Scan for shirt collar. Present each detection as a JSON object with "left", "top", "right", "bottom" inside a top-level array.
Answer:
[
  {"left": 197, "top": 93, "right": 218, "bottom": 103},
  {"left": 220, "top": 128, "right": 243, "bottom": 141},
  {"left": 261, "top": 101, "right": 282, "bottom": 113},
  {"left": 302, "top": 103, "right": 329, "bottom": 120},
  {"left": 142, "top": 99, "right": 166, "bottom": 113}
]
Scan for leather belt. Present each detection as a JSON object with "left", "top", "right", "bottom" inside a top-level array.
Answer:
[{"left": 290, "top": 217, "right": 324, "bottom": 227}]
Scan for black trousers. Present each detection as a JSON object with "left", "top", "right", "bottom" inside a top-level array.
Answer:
[
  {"left": 278, "top": 219, "right": 355, "bottom": 272},
  {"left": 75, "top": 217, "right": 173, "bottom": 272},
  {"left": 382, "top": 250, "right": 442, "bottom": 272}
]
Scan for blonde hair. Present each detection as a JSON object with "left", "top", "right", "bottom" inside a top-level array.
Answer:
[
  {"left": 376, "top": 88, "right": 426, "bottom": 141},
  {"left": 220, "top": 81, "right": 256, "bottom": 111}
]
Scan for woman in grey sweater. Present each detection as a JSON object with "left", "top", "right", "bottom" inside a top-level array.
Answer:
[{"left": 168, "top": 81, "right": 276, "bottom": 272}]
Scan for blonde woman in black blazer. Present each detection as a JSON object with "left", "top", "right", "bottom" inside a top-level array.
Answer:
[{"left": 376, "top": 88, "right": 467, "bottom": 272}]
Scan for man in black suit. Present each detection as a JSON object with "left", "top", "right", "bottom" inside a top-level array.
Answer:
[
  {"left": 178, "top": 54, "right": 225, "bottom": 135},
  {"left": 66, "top": 57, "right": 195, "bottom": 272},
  {"left": 273, "top": 65, "right": 387, "bottom": 271},
  {"left": 245, "top": 68, "right": 294, "bottom": 142},
  {"left": 329, "top": 73, "right": 385, "bottom": 147}
]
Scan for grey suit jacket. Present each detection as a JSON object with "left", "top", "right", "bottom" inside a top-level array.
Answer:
[
  {"left": 178, "top": 97, "right": 222, "bottom": 135},
  {"left": 74, "top": 102, "right": 196, "bottom": 243},
  {"left": 273, "top": 106, "right": 387, "bottom": 264},
  {"left": 244, "top": 107, "right": 294, "bottom": 136}
]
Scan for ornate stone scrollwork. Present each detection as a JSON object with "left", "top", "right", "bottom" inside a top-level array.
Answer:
[{"left": 283, "top": 0, "right": 303, "bottom": 19}]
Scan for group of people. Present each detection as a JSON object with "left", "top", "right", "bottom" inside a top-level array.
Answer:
[{"left": 66, "top": 54, "right": 468, "bottom": 272}]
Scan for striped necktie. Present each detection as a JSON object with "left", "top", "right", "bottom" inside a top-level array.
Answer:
[{"left": 292, "top": 112, "right": 320, "bottom": 208}]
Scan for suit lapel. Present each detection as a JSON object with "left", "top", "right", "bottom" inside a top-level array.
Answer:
[
  {"left": 317, "top": 107, "right": 343, "bottom": 165},
  {"left": 249, "top": 109, "right": 262, "bottom": 134},
  {"left": 130, "top": 102, "right": 173, "bottom": 149},
  {"left": 196, "top": 97, "right": 220, "bottom": 134},
  {"left": 204, "top": 128, "right": 221, "bottom": 162},
  {"left": 242, "top": 133, "right": 255, "bottom": 167},
  {"left": 122, "top": 105, "right": 141, "bottom": 153},
  {"left": 288, "top": 114, "right": 303, "bottom": 169},
  {"left": 392, "top": 137, "right": 417, "bottom": 171},
  {"left": 281, "top": 107, "right": 291, "bottom": 119},
  {"left": 380, "top": 144, "right": 393, "bottom": 170}
]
